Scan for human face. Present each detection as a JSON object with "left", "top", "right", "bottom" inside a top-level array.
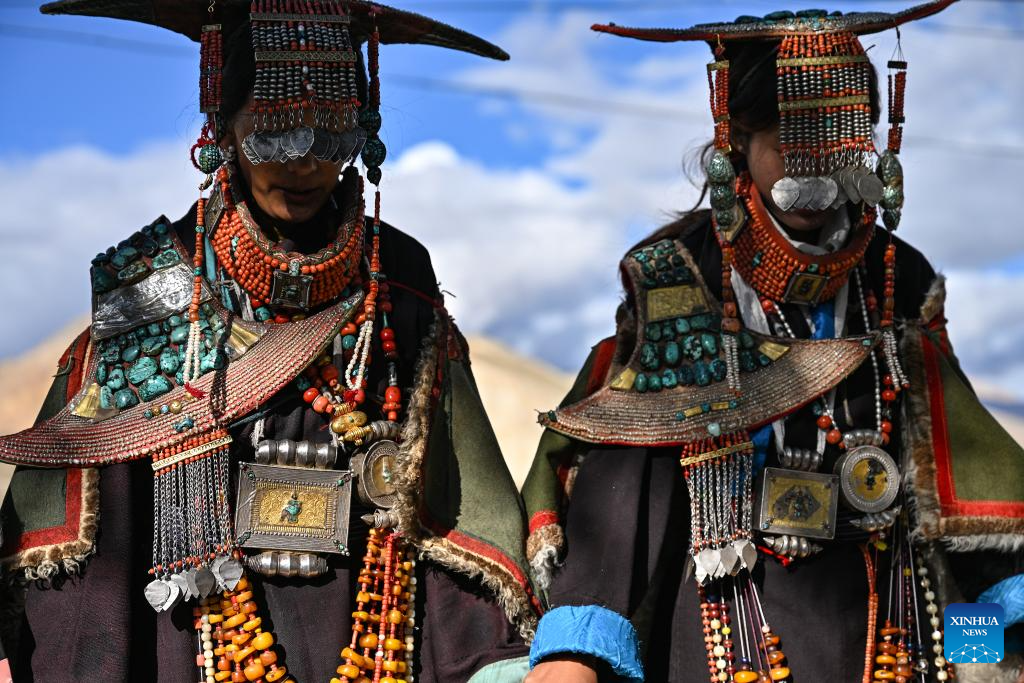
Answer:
[
  {"left": 739, "top": 125, "right": 838, "bottom": 234},
  {"left": 222, "top": 99, "right": 344, "bottom": 225}
]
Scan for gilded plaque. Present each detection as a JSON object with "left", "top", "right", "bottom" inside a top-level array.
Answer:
[
  {"left": 235, "top": 462, "right": 352, "bottom": 554},
  {"left": 646, "top": 285, "right": 710, "bottom": 322},
  {"left": 756, "top": 467, "right": 839, "bottom": 540}
]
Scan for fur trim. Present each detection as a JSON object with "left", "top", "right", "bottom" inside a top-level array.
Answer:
[
  {"left": 953, "top": 657, "right": 1023, "bottom": 683},
  {"left": 525, "top": 523, "right": 565, "bottom": 593},
  {"left": 392, "top": 313, "right": 538, "bottom": 640},
  {"left": 3, "top": 467, "right": 100, "bottom": 581},
  {"left": 920, "top": 274, "right": 947, "bottom": 325},
  {"left": 900, "top": 326, "right": 941, "bottom": 544}
]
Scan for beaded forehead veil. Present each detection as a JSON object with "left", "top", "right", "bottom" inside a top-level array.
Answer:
[
  {"left": 41, "top": 0, "right": 509, "bottom": 168},
  {"left": 594, "top": 0, "right": 957, "bottom": 225}
]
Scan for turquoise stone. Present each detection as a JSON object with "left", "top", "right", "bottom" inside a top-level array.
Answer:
[
  {"left": 254, "top": 307, "right": 273, "bottom": 322},
  {"left": 147, "top": 323, "right": 161, "bottom": 336},
  {"left": 739, "top": 331, "right": 755, "bottom": 350},
  {"left": 663, "top": 342, "right": 681, "bottom": 366},
  {"left": 170, "top": 325, "right": 190, "bottom": 344},
  {"left": 677, "top": 365, "right": 695, "bottom": 385},
  {"left": 141, "top": 336, "right": 167, "bottom": 355},
  {"left": 110, "top": 245, "right": 140, "bottom": 270},
  {"left": 127, "top": 356, "right": 158, "bottom": 385},
  {"left": 106, "top": 367, "right": 126, "bottom": 391},
  {"left": 707, "top": 422, "right": 722, "bottom": 437},
  {"left": 682, "top": 335, "right": 703, "bottom": 361},
  {"left": 642, "top": 278, "right": 658, "bottom": 289},
  {"left": 694, "top": 361, "right": 711, "bottom": 387},
  {"left": 674, "top": 318, "right": 691, "bottom": 335},
  {"left": 175, "top": 370, "right": 184, "bottom": 386},
  {"left": 740, "top": 351, "right": 757, "bottom": 373},
  {"left": 662, "top": 322, "right": 674, "bottom": 340},
  {"left": 710, "top": 184, "right": 736, "bottom": 211},
  {"left": 200, "top": 349, "right": 227, "bottom": 373},
  {"left": 174, "top": 417, "right": 195, "bottom": 432},
  {"left": 657, "top": 272, "right": 674, "bottom": 287},
  {"left": 701, "top": 333, "right": 718, "bottom": 356},
  {"left": 161, "top": 403, "right": 171, "bottom": 415},
  {"left": 101, "top": 344, "right": 121, "bottom": 364},
  {"left": 91, "top": 266, "right": 117, "bottom": 295},
  {"left": 154, "top": 222, "right": 169, "bottom": 236},
  {"left": 645, "top": 323, "right": 661, "bottom": 342},
  {"left": 138, "top": 375, "right": 172, "bottom": 401},
  {"left": 753, "top": 252, "right": 763, "bottom": 267},
  {"left": 759, "top": 353, "right": 772, "bottom": 367},
  {"left": 808, "top": 263, "right": 819, "bottom": 274},
  {"left": 99, "top": 385, "right": 115, "bottom": 410},
  {"left": 114, "top": 388, "right": 139, "bottom": 409},
  {"left": 169, "top": 315, "right": 182, "bottom": 327},
  {"left": 661, "top": 369, "right": 678, "bottom": 389},
  {"left": 710, "top": 359, "right": 727, "bottom": 382},
  {"left": 144, "top": 409, "right": 154, "bottom": 419},
  {"left": 159, "top": 348, "right": 180, "bottom": 375},
  {"left": 701, "top": 402, "right": 712, "bottom": 412},
  {"left": 655, "top": 257, "right": 670, "bottom": 272},
  {"left": 95, "top": 363, "right": 108, "bottom": 384},
  {"left": 116, "top": 260, "right": 149, "bottom": 283},
  {"left": 648, "top": 374, "right": 662, "bottom": 392},
  {"left": 634, "top": 373, "right": 649, "bottom": 393},
  {"left": 342, "top": 334, "right": 357, "bottom": 350},
  {"left": 121, "top": 345, "right": 141, "bottom": 363},
  {"left": 706, "top": 151, "right": 735, "bottom": 185},
  {"left": 639, "top": 343, "right": 660, "bottom": 371},
  {"left": 673, "top": 267, "right": 694, "bottom": 285},
  {"left": 137, "top": 236, "right": 159, "bottom": 257},
  {"left": 690, "top": 314, "right": 712, "bottom": 330},
  {"left": 641, "top": 262, "right": 656, "bottom": 278}
]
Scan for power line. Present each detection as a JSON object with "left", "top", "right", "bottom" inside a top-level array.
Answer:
[{"left": 1, "top": 22, "right": 1022, "bottom": 161}]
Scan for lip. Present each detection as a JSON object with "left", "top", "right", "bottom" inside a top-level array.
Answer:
[{"left": 279, "top": 187, "right": 320, "bottom": 203}]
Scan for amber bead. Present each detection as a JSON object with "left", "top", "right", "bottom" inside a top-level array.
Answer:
[
  {"left": 874, "top": 671, "right": 896, "bottom": 680},
  {"left": 768, "top": 651, "right": 786, "bottom": 665},
  {"left": 260, "top": 650, "right": 278, "bottom": 665},
  {"left": 243, "top": 661, "right": 266, "bottom": 681},
  {"left": 337, "top": 663, "right": 361, "bottom": 679},
  {"left": 358, "top": 633, "right": 378, "bottom": 649},
  {"left": 265, "top": 668, "right": 287, "bottom": 682},
  {"left": 252, "top": 631, "right": 274, "bottom": 650},
  {"left": 735, "top": 672, "right": 760, "bottom": 683},
  {"left": 877, "top": 654, "right": 897, "bottom": 666},
  {"left": 769, "top": 667, "right": 791, "bottom": 681}
]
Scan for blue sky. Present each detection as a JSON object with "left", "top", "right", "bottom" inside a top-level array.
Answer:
[{"left": 2, "top": 0, "right": 1024, "bottom": 397}]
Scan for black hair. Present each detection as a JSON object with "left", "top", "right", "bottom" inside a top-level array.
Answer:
[
  {"left": 215, "top": 16, "right": 369, "bottom": 137},
  {"left": 630, "top": 39, "right": 882, "bottom": 253}
]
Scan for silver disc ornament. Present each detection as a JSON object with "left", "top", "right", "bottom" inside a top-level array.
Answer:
[
  {"left": 771, "top": 176, "right": 800, "bottom": 212},
  {"left": 145, "top": 578, "right": 171, "bottom": 612}
]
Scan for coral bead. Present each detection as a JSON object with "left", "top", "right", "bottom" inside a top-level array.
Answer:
[
  {"left": 303, "top": 388, "right": 320, "bottom": 403},
  {"left": 380, "top": 328, "right": 395, "bottom": 341},
  {"left": 826, "top": 429, "right": 843, "bottom": 445},
  {"left": 816, "top": 415, "right": 833, "bottom": 430}
]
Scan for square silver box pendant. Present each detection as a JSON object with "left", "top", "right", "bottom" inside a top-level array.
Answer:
[
  {"left": 235, "top": 462, "right": 353, "bottom": 555},
  {"left": 756, "top": 467, "right": 840, "bottom": 540},
  {"left": 270, "top": 270, "right": 314, "bottom": 310}
]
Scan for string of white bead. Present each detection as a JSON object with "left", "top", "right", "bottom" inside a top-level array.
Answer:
[{"left": 345, "top": 319, "right": 374, "bottom": 391}]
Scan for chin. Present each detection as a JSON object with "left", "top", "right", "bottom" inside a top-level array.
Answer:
[{"left": 778, "top": 209, "right": 834, "bottom": 233}]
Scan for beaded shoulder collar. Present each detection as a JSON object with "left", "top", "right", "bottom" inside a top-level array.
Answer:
[
  {"left": 539, "top": 236, "right": 876, "bottom": 446},
  {"left": 728, "top": 174, "right": 876, "bottom": 306}
]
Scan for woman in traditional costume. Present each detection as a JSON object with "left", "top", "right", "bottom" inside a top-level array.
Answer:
[
  {"left": 523, "top": 1, "right": 1024, "bottom": 681},
  {"left": 0, "top": 2, "right": 537, "bottom": 681}
]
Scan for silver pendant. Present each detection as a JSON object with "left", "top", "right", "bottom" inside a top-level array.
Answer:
[
  {"left": 170, "top": 572, "right": 191, "bottom": 601},
  {"left": 290, "top": 127, "right": 315, "bottom": 159},
  {"left": 220, "top": 558, "right": 245, "bottom": 592},
  {"left": 856, "top": 172, "right": 884, "bottom": 207},
  {"left": 719, "top": 544, "right": 741, "bottom": 576},
  {"left": 830, "top": 176, "right": 849, "bottom": 210},
  {"left": 840, "top": 166, "right": 861, "bottom": 203},
  {"left": 736, "top": 539, "right": 758, "bottom": 571},
  {"left": 145, "top": 578, "right": 171, "bottom": 612},
  {"left": 161, "top": 578, "right": 182, "bottom": 612},
  {"left": 210, "top": 555, "right": 228, "bottom": 591},
  {"left": 698, "top": 547, "right": 721, "bottom": 581},
  {"left": 771, "top": 176, "right": 800, "bottom": 212},
  {"left": 819, "top": 177, "right": 839, "bottom": 210},
  {"left": 195, "top": 566, "right": 217, "bottom": 598}
]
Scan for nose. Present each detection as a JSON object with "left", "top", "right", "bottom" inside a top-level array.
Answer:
[{"left": 284, "top": 152, "right": 319, "bottom": 176}]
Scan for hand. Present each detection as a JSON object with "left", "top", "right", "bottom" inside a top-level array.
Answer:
[{"left": 523, "top": 655, "right": 599, "bottom": 683}]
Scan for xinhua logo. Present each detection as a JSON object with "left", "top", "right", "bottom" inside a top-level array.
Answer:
[{"left": 944, "top": 603, "right": 1004, "bottom": 664}]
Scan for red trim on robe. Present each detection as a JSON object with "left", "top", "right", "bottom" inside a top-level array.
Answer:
[
  {"left": 529, "top": 510, "right": 559, "bottom": 535},
  {"left": 922, "top": 333, "right": 1024, "bottom": 519},
  {"left": 585, "top": 337, "right": 617, "bottom": 397}
]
